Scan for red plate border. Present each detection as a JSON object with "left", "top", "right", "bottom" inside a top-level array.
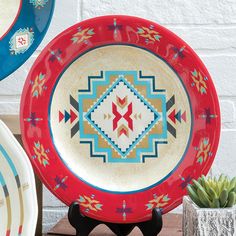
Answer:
[{"left": 20, "top": 15, "right": 221, "bottom": 223}]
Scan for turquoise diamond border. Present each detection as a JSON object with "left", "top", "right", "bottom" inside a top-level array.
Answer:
[
  {"left": 85, "top": 74, "right": 160, "bottom": 157},
  {"left": 78, "top": 71, "right": 167, "bottom": 163}
]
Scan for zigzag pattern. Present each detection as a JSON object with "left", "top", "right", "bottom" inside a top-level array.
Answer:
[
  {"left": 166, "top": 95, "right": 187, "bottom": 138},
  {"left": 168, "top": 109, "right": 186, "bottom": 124},
  {"left": 59, "top": 109, "right": 77, "bottom": 123},
  {"left": 76, "top": 71, "right": 168, "bottom": 163},
  {"left": 141, "top": 140, "right": 168, "bottom": 162},
  {"left": 139, "top": 71, "right": 165, "bottom": 93},
  {"left": 80, "top": 140, "right": 106, "bottom": 162},
  {"left": 85, "top": 75, "right": 160, "bottom": 158},
  {"left": 58, "top": 95, "right": 79, "bottom": 138},
  {"left": 79, "top": 71, "right": 104, "bottom": 93}
]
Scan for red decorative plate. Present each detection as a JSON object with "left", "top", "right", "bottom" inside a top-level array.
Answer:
[{"left": 20, "top": 15, "right": 221, "bottom": 223}]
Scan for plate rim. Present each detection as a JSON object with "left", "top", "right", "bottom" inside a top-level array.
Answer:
[
  {"left": 0, "top": 0, "right": 55, "bottom": 81},
  {"left": 0, "top": 120, "right": 38, "bottom": 235},
  {"left": 20, "top": 14, "right": 221, "bottom": 223},
  {"left": 47, "top": 43, "right": 195, "bottom": 194}
]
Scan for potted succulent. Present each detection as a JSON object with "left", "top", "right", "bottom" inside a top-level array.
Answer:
[{"left": 183, "top": 175, "right": 236, "bottom": 236}]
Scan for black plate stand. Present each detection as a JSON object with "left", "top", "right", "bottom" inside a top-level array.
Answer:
[{"left": 68, "top": 202, "right": 163, "bottom": 236}]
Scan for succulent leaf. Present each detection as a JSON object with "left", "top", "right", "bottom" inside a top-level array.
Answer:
[
  {"left": 197, "top": 188, "right": 210, "bottom": 207},
  {"left": 187, "top": 174, "right": 236, "bottom": 208},
  {"left": 229, "top": 177, "right": 236, "bottom": 191},
  {"left": 211, "top": 198, "right": 220, "bottom": 208},
  {"left": 208, "top": 187, "right": 217, "bottom": 201},
  {"left": 219, "top": 189, "right": 228, "bottom": 207},
  {"left": 227, "top": 192, "right": 235, "bottom": 207},
  {"left": 187, "top": 185, "right": 204, "bottom": 207},
  {"left": 219, "top": 174, "right": 225, "bottom": 182}
]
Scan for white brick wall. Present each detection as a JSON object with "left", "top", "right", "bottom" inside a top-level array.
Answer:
[{"left": 1, "top": 0, "right": 236, "bottom": 233}]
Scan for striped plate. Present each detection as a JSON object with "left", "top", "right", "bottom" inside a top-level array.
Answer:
[{"left": 0, "top": 120, "right": 38, "bottom": 236}]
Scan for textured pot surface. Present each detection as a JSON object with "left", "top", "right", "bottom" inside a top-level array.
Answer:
[{"left": 183, "top": 196, "right": 236, "bottom": 236}]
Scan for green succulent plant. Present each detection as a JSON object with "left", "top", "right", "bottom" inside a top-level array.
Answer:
[{"left": 187, "top": 174, "right": 236, "bottom": 208}]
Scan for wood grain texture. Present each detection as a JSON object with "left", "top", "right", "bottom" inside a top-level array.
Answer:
[
  {"left": 46, "top": 214, "right": 182, "bottom": 236},
  {"left": 0, "top": 115, "right": 20, "bottom": 134}
]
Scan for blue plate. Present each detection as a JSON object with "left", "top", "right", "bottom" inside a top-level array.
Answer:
[{"left": 0, "top": 0, "right": 55, "bottom": 81}]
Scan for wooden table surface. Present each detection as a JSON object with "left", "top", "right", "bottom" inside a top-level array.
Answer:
[{"left": 46, "top": 214, "right": 182, "bottom": 236}]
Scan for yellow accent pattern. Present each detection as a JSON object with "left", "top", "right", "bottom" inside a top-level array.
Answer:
[
  {"left": 78, "top": 195, "right": 103, "bottom": 212},
  {"left": 191, "top": 69, "right": 207, "bottom": 95},
  {"left": 31, "top": 73, "right": 46, "bottom": 98},
  {"left": 196, "top": 138, "right": 211, "bottom": 164},
  {"left": 146, "top": 194, "right": 170, "bottom": 210},
  {"left": 33, "top": 142, "right": 49, "bottom": 167},
  {"left": 72, "top": 28, "right": 95, "bottom": 44},
  {"left": 137, "top": 27, "right": 161, "bottom": 42}
]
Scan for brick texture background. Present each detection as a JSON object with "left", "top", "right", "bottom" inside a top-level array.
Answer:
[{"left": 1, "top": 0, "right": 236, "bottom": 233}]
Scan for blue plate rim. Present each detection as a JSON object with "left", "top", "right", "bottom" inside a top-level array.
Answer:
[{"left": 0, "top": 0, "right": 55, "bottom": 81}]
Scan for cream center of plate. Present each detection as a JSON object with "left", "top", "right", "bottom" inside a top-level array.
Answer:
[
  {"left": 0, "top": 0, "right": 21, "bottom": 39},
  {"left": 50, "top": 45, "right": 192, "bottom": 192}
]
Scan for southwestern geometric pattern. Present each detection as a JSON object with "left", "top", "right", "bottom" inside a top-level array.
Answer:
[
  {"left": 116, "top": 200, "right": 133, "bottom": 221},
  {"left": 29, "top": 0, "right": 49, "bottom": 9},
  {"left": 78, "top": 71, "right": 167, "bottom": 163},
  {"left": 199, "top": 108, "right": 217, "bottom": 124},
  {"left": 78, "top": 195, "right": 103, "bottom": 213},
  {"left": 53, "top": 176, "right": 68, "bottom": 191},
  {"left": 146, "top": 193, "right": 170, "bottom": 211},
  {"left": 85, "top": 75, "right": 160, "bottom": 157},
  {"left": 195, "top": 138, "right": 213, "bottom": 164},
  {"left": 32, "top": 141, "right": 50, "bottom": 167},
  {"left": 58, "top": 95, "right": 79, "bottom": 138},
  {"left": 20, "top": 15, "right": 221, "bottom": 224},
  {"left": 9, "top": 28, "right": 34, "bottom": 55},
  {"left": 57, "top": 70, "right": 190, "bottom": 164},
  {"left": 166, "top": 95, "right": 187, "bottom": 138}
]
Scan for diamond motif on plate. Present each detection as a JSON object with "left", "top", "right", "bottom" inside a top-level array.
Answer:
[
  {"left": 73, "top": 70, "right": 169, "bottom": 163},
  {"left": 9, "top": 28, "right": 34, "bottom": 55},
  {"left": 58, "top": 70, "right": 190, "bottom": 163},
  {"left": 85, "top": 75, "right": 160, "bottom": 157}
]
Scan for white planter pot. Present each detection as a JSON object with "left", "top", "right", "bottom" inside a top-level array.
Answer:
[{"left": 183, "top": 196, "right": 236, "bottom": 236}]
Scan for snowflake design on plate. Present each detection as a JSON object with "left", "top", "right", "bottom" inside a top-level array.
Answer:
[{"left": 29, "top": 0, "right": 49, "bottom": 8}]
